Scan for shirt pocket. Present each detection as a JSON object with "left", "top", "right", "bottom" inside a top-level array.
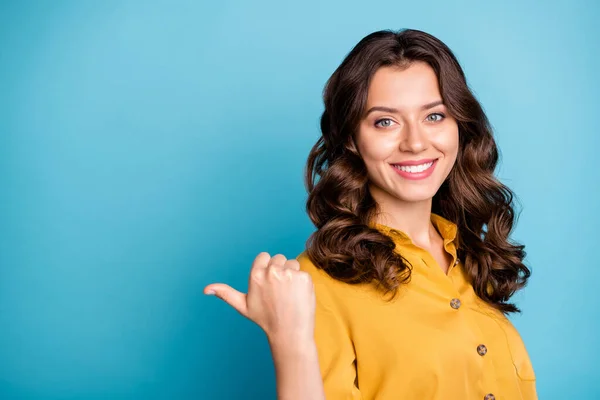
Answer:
[{"left": 494, "top": 315, "right": 536, "bottom": 381}]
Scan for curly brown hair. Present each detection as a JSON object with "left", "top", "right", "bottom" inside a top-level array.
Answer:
[{"left": 304, "top": 29, "right": 530, "bottom": 314}]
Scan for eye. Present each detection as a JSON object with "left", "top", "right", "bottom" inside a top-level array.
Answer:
[
  {"left": 426, "top": 113, "right": 445, "bottom": 122},
  {"left": 374, "top": 118, "right": 395, "bottom": 128}
]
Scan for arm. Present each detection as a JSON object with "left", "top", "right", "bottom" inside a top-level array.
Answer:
[
  {"left": 204, "top": 252, "right": 326, "bottom": 400},
  {"left": 269, "top": 336, "right": 325, "bottom": 400}
]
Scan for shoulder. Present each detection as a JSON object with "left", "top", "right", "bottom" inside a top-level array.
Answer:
[
  {"left": 296, "top": 251, "right": 323, "bottom": 276},
  {"left": 295, "top": 251, "right": 344, "bottom": 289},
  {"left": 295, "top": 250, "right": 377, "bottom": 303},
  {"left": 295, "top": 251, "right": 337, "bottom": 290}
]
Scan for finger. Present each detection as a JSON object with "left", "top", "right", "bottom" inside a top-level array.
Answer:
[
  {"left": 268, "top": 253, "right": 287, "bottom": 268},
  {"left": 251, "top": 252, "right": 271, "bottom": 270},
  {"left": 266, "top": 264, "right": 287, "bottom": 281},
  {"left": 204, "top": 283, "right": 248, "bottom": 318},
  {"left": 283, "top": 259, "right": 300, "bottom": 271}
]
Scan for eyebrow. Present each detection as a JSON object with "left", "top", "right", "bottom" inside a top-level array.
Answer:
[{"left": 364, "top": 100, "right": 445, "bottom": 117}]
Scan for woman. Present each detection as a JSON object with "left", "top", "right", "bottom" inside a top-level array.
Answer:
[{"left": 205, "top": 29, "right": 537, "bottom": 400}]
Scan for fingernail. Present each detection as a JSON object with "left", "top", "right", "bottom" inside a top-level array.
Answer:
[{"left": 206, "top": 290, "right": 215, "bottom": 295}]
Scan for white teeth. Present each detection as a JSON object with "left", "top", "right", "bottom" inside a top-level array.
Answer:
[{"left": 394, "top": 161, "right": 434, "bottom": 173}]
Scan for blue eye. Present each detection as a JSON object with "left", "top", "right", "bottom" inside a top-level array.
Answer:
[
  {"left": 375, "top": 118, "right": 394, "bottom": 128},
  {"left": 426, "top": 113, "right": 445, "bottom": 122}
]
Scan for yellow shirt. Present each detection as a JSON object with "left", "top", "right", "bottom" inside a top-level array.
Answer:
[{"left": 297, "top": 213, "right": 537, "bottom": 400}]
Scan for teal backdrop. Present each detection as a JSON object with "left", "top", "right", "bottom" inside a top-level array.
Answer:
[{"left": 1, "top": 1, "right": 598, "bottom": 398}]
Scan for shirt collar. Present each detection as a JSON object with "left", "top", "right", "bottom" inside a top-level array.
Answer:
[{"left": 369, "top": 212, "right": 458, "bottom": 245}]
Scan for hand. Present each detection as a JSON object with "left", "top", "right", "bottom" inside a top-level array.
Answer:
[{"left": 204, "top": 252, "right": 316, "bottom": 344}]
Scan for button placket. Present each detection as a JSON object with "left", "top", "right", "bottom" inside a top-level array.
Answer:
[{"left": 447, "top": 256, "right": 460, "bottom": 275}]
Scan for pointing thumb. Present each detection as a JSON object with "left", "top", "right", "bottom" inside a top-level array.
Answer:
[{"left": 205, "top": 283, "right": 248, "bottom": 317}]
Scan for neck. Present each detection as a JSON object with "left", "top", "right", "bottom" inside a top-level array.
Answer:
[{"left": 370, "top": 183, "right": 437, "bottom": 247}]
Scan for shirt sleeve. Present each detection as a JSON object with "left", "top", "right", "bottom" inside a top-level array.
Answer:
[{"left": 297, "top": 253, "right": 363, "bottom": 400}]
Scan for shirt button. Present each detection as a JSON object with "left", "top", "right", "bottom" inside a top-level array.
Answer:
[
  {"left": 450, "top": 298, "right": 461, "bottom": 309},
  {"left": 477, "top": 344, "right": 488, "bottom": 356},
  {"left": 484, "top": 394, "right": 495, "bottom": 400}
]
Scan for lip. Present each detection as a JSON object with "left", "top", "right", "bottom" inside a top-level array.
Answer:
[{"left": 391, "top": 159, "right": 438, "bottom": 180}]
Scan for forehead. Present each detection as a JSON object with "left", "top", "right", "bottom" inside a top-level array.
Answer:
[{"left": 366, "top": 62, "right": 442, "bottom": 108}]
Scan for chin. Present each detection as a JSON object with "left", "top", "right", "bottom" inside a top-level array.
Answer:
[
  {"left": 391, "top": 187, "right": 439, "bottom": 203},
  {"left": 396, "top": 195, "right": 435, "bottom": 203}
]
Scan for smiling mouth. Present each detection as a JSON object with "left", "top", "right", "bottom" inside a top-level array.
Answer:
[{"left": 391, "top": 160, "right": 436, "bottom": 173}]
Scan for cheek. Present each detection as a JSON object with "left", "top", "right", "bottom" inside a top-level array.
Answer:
[
  {"left": 432, "top": 126, "right": 459, "bottom": 158},
  {"left": 358, "top": 133, "right": 398, "bottom": 162}
]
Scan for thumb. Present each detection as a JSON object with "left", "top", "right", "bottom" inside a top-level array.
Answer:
[{"left": 204, "top": 283, "right": 248, "bottom": 317}]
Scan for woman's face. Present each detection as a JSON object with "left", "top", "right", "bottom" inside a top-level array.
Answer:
[{"left": 356, "top": 61, "right": 459, "bottom": 206}]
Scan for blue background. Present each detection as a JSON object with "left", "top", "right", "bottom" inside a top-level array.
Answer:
[{"left": 1, "top": 0, "right": 598, "bottom": 398}]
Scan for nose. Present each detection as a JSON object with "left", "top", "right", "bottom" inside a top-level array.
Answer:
[{"left": 398, "top": 121, "right": 428, "bottom": 153}]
